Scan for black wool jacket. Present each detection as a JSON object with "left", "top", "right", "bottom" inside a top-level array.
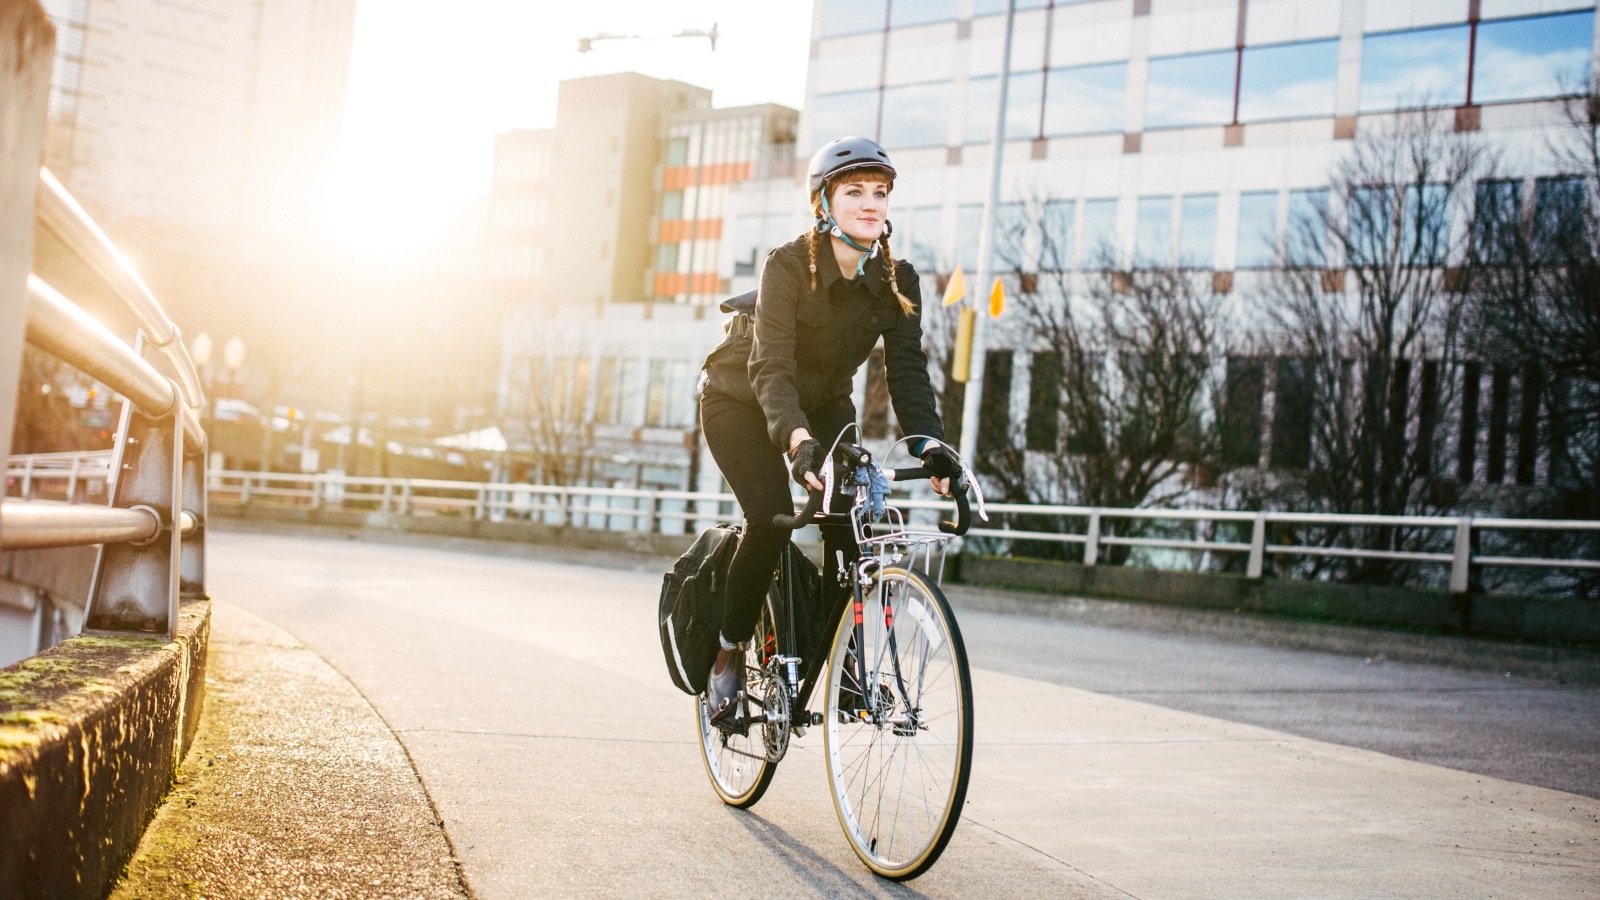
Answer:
[{"left": 701, "top": 233, "right": 946, "bottom": 452}]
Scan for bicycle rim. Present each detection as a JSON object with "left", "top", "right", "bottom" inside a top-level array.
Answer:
[
  {"left": 823, "top": 566, "right": 973, "bottom": 880},
  {"left": 696, "top": 600, "right": 779, "bottom": 808}
]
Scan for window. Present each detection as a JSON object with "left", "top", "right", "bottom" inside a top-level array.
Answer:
[
  {"left": 661, "top": 191, "right": 684, "bottom": 221},
  {"left": 1236, "top": 191, "right": 1279, "bottom": 268},
  {"left": 1350, "top": 186, "right": 1395, "bottom": 268},
  {"left": 1134, "top": 196, "right": 1174, "bottom": 267},
  {"left": 1403, "top": 183, "right": 1450, "bottom": 266},
  {"left": 1145, "top": 50, "right": 1237, "bottom": 129},
  {"left": 996, "top": 201, "right": 1030, "bottom": 270},
  {"left": 731, "top": 215, "right": 759, "bottom": 276},
  {"left": 1239, "top": 40, "right": 1339, "bottom": 122},
  {"left": 1270, "top": 357, "right": 1313, "bottom": 469},
  {"left": 1458, "top": 360, "right": 1481, "bottom": 482},
  {"left": 594, "top": 358, "right": 619, "bottom": 425},
  {"left": 1473, "top": 179, "right": 1522, "bottom": 264},
  {"left": 665, "top": 137, "right": 690, "bottom": 166},
  {"left": 813, "top": 89, "right": 880, "bottom": 145},
  {"left": 1080, "top": 198, "right": 1118, "bottom": 268},
  {"left": 977, "top": 351, "right": 1014, "bottom": 465},
  {"left": 820, "top": 0, "right": 885, "bottom": 37},
  {"left": 890, "top": 0, "right": 957, "bottom": 28},
  {"left": 618, "top": 359, "right": 644, "bottom": 426},
  {"left": 974, "top": 0, "right": 1049, "bottom": 15},
  {"left": 965, "top": 71, "right": 1046, "bottom": 143},
  {"left": 645, "top": 360, "right": 668, "bottom": 427},
  {"left": 1180, "top": 194, "right": 1219, "bottom": 268},
  {"left": 1285, "top": 189, "right": 1328, "bottom": 267},
  {"left": 881, "top": 82, "right": 952, "bottom": 148},
  {"left": 665, "top": 360, "right": 694, "bottom": 428},
  {"left": 657, "top": 242, "right": 680, "bottom": 273},
  {"left": 1359, "top": 25, "right": 1471, "bottom": 112},
  {"left": 1474, "top": 11, "right": 1594, "bottom": 105},
  {"left": 905, "top": 205, "right": 943, "bottom": 272},
  {"left": 1532, "top": 175, "right": 1584, "bottom": 260},
  {"left": 1025, "top": 351, "right": 1062, "bottom": 452},
  {"left": 1221, "top": 357, "right": 1265, "bottom": 467},
  {"left": 1043, "top": 64, "right": 1126, "bottom": 136},
  {"left": 956, "top": 203, "right": 984, "bottom": 272},
  {"left": 1041, "top": 200, "right": 1075, "bottom": 271}
]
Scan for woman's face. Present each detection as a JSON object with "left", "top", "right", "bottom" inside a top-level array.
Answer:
[{"left": 828, "top": 177, "right": 891, "bottom": 245}]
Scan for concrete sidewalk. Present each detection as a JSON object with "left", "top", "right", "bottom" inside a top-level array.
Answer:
[{"left": 111, "top": 602, "right": 469, "bottom": 899}]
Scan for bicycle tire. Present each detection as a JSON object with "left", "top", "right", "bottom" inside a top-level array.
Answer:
[
  {"left": 822, "top": 566, "right": 974, "bottom": 880},
  {"left": 696, "top": 594, "right": 780, "bottom": 808}
]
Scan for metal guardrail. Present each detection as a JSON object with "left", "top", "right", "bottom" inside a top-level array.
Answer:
[
  {"left": 178, "top": 468, "right": 1600, "bottom": 596},
  {"left": 1, "top": 166, "right": 209, "bottom": 641}
]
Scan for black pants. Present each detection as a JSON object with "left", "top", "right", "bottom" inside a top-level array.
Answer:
[{"left": 700, "top": 391, "right": 858, "bottom": 645}]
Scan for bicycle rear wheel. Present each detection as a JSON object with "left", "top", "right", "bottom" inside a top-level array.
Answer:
[
  {"left": 823, "top": 566, "right": 973, "bottom": 880},
  {"left": 696, "top": 595, "right": 780, "bottom": 808}
]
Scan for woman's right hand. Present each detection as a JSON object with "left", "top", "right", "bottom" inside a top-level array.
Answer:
[{"left": 788, "top": 438, "right": 826, "bottom": 491}]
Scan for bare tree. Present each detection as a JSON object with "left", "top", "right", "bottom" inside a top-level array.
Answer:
[
  {"left": 1261, "top": 108, "right": 1487, "bottom": 584},
  {"left": 499, "top": 334, "right": 597, "bottom": 487},
  {"left": 1465, "top": 82, "right": 1600, "bottom": 595},
  {"left": 985, "top": 205, "right": 1224, "bottom": 564}
]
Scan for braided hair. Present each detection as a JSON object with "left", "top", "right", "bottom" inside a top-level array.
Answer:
[{"left": 808, "top": 169, "right": 916, "bottom": 318}]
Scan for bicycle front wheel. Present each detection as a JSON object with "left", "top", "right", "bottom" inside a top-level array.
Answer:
[
  {"left": 823, "top": 566, "right": 973, "bottom": 880},
  {"left": 696, "top": 595, "right": 779, "bottom": 808}
]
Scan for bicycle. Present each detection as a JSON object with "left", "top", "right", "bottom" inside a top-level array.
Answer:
[{"left": 694, "top": 432, "right": 982, "bottom": 880}]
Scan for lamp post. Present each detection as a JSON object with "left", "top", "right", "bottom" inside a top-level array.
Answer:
[
  {"left": 222, "top": 337, "right": 245, "bottom": 397},
  {"left": 189, "top": 332, "right": 214, "bottom": 416},
  {"left": 956, "top": 0, "right": 1016, "bottom": 465}
]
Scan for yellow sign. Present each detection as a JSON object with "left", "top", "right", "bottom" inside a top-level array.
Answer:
[
  {"left": 952, "top": 307, "right": 976, "bottom": 383},
  {"left": 988, "top": 277, "right": 1005, "bottom": 318},
  {"left": 942, "top": 266, "right": 967, "bottom": 307}
]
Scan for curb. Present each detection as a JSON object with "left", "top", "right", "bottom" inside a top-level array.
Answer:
[{"left": 0, "top": 600, "right": 210, "bottom": 899}]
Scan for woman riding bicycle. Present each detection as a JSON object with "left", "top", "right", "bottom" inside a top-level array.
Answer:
[{"left": 698, "top": 136, "right": 961, "bottom": 721}]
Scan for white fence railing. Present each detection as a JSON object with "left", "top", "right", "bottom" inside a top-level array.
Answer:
[{"left": 147, "top": 467, "right": 1600, "bottom": 595}]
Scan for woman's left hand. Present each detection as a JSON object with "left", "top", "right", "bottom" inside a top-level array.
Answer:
[{"left": 930, "top": 476, "right": 952, "bottom": 496}]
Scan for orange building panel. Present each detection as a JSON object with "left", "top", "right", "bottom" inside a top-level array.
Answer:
[
  {"left": 663, "top": 161, "right": 755, "bottom": 190},
  {"left": 658, "top": 219, "right": 724, "bottom": 242}
]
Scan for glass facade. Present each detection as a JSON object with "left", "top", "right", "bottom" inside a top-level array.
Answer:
[
  {"left": 1359, "top": 25, "right": 1472, "bottom": 112},
  {"left": 813, "top": 89, "right": 879, "bottom": 145},
  {"left": 881, "top": 82, "right": 952, "bottom": 147},
  {"left": 1285, "top": 189, "right": 1328, "bottom": 267},
  {"left": 965, "top": 71, "right": 1046, "bottom": 143},
  {"left": 1474, "top": 11, "right": 1595, "bottom": 105},
  {"left": 1236, "top": 191, "right": 1279, "bottom": 269},
  {"left": 890, "top": 0, "right": 958, "bottom": 28},
  {"left": 1239, "top": 40, "right": 1339, "bottom": 122},
  {"left": 1044, "top": 64, "right": 1127, "bottom": 136},
  {"left": 1179, "top": 194, "right": 1218, "bottom": 268},
  {"left": 1041, "top": 200, "right": 1075, "bottom": 270},
  {"left": 1135, "top": 196, "right": 1174, "bottom": 266},
  {"left": 1146, "top": 50, "right": 1237, "bottom": 129},
  {"left": 820, "top": 0, "right": 886, "bottom": 37},
  {"left": 973, "top": 0, "right": 1050, "bottom": 15},
  {"left": 1081, "top": 198, "right": 1118, "bottom": 268}
]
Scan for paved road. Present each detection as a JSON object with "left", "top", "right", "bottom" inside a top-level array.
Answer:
[{"left": 209, "top": 529, "right": 1600, "bottom": 897}]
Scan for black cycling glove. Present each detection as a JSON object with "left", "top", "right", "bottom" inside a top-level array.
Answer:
[
  {"left": 788, "top": 438, "right": 825, "bottom": 489},
  {"left": 919, "top": 443, "right": 961, "bottom": 480}
]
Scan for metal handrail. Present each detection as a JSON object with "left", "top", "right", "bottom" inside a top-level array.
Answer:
[
  {"left": 25, "top": 276, "right": 203, "bottom": 449},
  {"left": 34, "top": 167, "right": 204, "bottom": 408}
]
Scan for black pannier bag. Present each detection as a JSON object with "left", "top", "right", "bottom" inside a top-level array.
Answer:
[{"left": 659, "top": 524, "right": 741, "bottom": 695}]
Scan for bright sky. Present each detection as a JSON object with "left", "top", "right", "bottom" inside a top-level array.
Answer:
[{"left": 320, "top": 1, "right": 814, "bottom": 258}]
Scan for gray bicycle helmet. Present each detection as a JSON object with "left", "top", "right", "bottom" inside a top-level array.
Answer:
[{"left": 807, "top": 136, "right": 895, "bottom": 196}]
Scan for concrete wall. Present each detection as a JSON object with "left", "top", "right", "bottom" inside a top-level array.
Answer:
[
  {"left": 0, "top": 601, "right": 209, "bottom": 899},
  {"left": 958, "top": 556, "right": 1600, "bottom": 646}
]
